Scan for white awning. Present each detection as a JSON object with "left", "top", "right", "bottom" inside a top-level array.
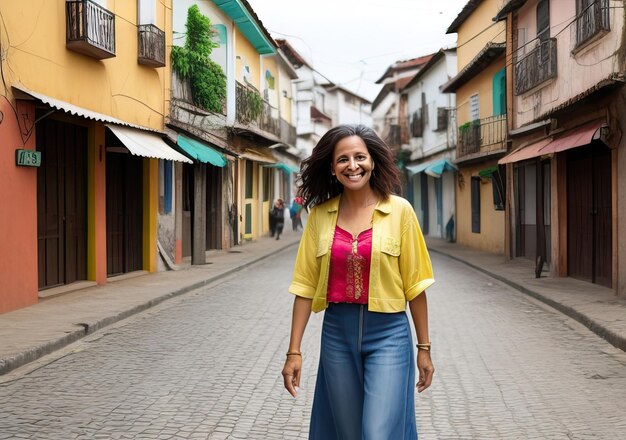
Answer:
[
  {"left": 106, "top": 125, "right": 192, "bottom": 163},
  {"left": 12, "top": 83, "right": 158, "bottom": 132}
]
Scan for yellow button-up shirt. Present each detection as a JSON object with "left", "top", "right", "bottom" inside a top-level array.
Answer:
[{"left": 289, "top": 194, "right": 435, "bottom": 313}]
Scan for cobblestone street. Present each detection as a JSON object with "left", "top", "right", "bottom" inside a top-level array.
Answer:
[{"left": 1, "top": 248, "right": 626, "bottom": 439}]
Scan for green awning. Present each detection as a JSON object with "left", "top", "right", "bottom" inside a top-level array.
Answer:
[
  {"left": 264, "top": 163, "right": 300, "bottom": 174},
  {"left": 177, "top": 135, "right": 227, "bottom": 167},
  {"left": 478, "top": 166, "right": 498, "bottom": 178}
]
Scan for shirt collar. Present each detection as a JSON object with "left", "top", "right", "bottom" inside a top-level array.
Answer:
[{"left": 326, "top": 194, "right": 392, "bottom": 214}]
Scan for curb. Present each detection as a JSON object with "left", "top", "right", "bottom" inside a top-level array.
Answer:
[
  {"left": 430, "top": 248, "right": 626, "bottom": 353},
  {"left": 0, "top": 240, "right": 300, "bottom": 376}
]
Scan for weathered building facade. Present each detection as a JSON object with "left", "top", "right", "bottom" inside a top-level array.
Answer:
[{"left": 496, "top": 0, "right": 624, "bottom": 292}]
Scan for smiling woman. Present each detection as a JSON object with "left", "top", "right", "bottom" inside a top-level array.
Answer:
[{"left": 282, "top": 124, "right": 436, "bottom": 440}]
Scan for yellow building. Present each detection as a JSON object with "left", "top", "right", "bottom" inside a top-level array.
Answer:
[
  {"left": 0, "top": 0, "right": 191, "bottom": 313},
  {"left": 170, "top": 1, "right": 299, "bottom": 248},
  {"left": 442, "top": 0, "right": 507, "bottom": 254}
]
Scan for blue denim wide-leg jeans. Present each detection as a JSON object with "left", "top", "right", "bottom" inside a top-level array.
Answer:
[{"left": 309, "top": 303, "right": 417, "bottom": 440}]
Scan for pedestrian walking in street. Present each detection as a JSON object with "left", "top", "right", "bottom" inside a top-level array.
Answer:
[
  {"left": 282, "top": 124, "right": 435, "bottom": 440},
  {"left": 271, "top": 198, "right": 285, "bottom": 240},
  {"left": 289, "top": 196, "right": 304, "bottom": 231}
]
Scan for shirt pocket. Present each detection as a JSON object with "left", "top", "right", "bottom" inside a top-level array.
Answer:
[
  {"left": 316, "top": 237, "right": 330, "bottom": 258},
  {"left": 381, "top": 235, "right": 401, "bottom": 257}
]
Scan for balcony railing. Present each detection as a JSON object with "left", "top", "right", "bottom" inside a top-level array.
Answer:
[
  {"left": 574, "top": 0, "right": 610, "bottom": 50},
  {"left": 66, "top": 0, "right": 115, "bottom": 59},
  {"left": 457, "top": 114, "right": 507, "bottom": 158},
  {"left": 382, "top": 117, "right": 409, "bottom": 149},
  {"left": 260, "top": 101, "right": 280, "bottom": 137},
  {"left": 236, "top": 81, "right": 280, "bottom": 137},
  {"left": 138, "top": 24, "right": 165, "bottom": 67},
  {"left": 514, "top": 38, "right": 557, "bottom": 95},
  {"left": 280, "top": 118, "right": 297, "bottom": 146}
]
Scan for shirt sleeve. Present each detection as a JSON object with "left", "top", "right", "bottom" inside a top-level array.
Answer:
[
  {"left": 400, "top": 204, "right": 435, "bottom": 301},
  {"left": 288, "top": 208, "right": 320, "bottom": 298}
]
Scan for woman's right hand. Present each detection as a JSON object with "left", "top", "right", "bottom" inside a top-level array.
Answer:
[{"left": 282, "top": 354, "right": 302, "bottom": 397}]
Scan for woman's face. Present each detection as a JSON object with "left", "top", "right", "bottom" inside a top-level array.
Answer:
[{"left": 331, "top": 135, "right": 374, "bottom": 192}]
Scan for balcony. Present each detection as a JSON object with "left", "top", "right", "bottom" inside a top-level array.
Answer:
[
  {"left": 457, "top": 115, "right": 506, "bottom": 159},
  {"left": 382, "top": 117, "right": 409, "bottom": 149},
  {"left": 66, "top": 0, "right": 115, "bottom": 59},
  {"left": 573, "top": 0, "right": 610, "bottom": 51},
  {"left": 514, "top": 38, "right": 557, "bottom": 95},
  {"left": 236, "top": 81, "right": 280, "bottom": 138},
  {"left": 280, "top": 118, "right": 297, "bottom": 146},
  {"left": 138, "top": 24, "right": 165, "bottom": 67}
]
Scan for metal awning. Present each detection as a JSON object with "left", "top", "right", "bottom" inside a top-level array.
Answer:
[
  {"left": 106, "top": 125, "right": 192, "bottom": 163},
  {"left": 540, "top": 121, "right": 605, "bottom": 154},
  {"left": 13, "top": 83, "right": 156, "bottom": 132},
  {"left": 177, "top": 135, "right": 227, "bottom": 167},
  {"left": 406, "top": 158, "right": 457, "bottom": 178},
  {"left": 499, "top": 121, "right": 605, "bottom": 164},
  {"left": 239, "top": 148, "right": 277, "bottom": 164},
  {"left": 498, "top": 138, "right": 552, "bottom": 164}
]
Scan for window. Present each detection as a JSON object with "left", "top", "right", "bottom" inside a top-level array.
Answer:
[
  {"left": 436, "top": 108, "right": 448, "bottom": 131},
  {"left": 537, "top": 0, "right": 550, "bottom": 42},
  {"left": 469, "top": 94, "right": 479, "bottom": 121},
  {"left": 471, "top": 176, "right": 481, "bottom": 233},
  {"left": 138, "top": 0, "right": 156, "bottom": 25},
  {"left": 410, "top": 111, "right": 423, "bottom": 137}
]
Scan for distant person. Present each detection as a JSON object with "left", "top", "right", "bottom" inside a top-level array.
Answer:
[
  {"left": 281, "top": 124, "right": 435, "bottom": 439},
  {"left": 289, "top": 196, "right": 303, "bottom": 231},
  {"left": 270, "top": 199, "right": 285, "bottom": 240}
]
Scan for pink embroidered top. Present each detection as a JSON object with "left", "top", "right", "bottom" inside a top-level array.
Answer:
[{"left": 327, "top": 225, "right": 373, "bottom": 304}]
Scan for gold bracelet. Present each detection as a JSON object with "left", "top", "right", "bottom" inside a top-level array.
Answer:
[
  {"left": 416, "top": 343, "right": 431, "bottom": 352},
  {"left": 286, "top": 351, "right": 302, "bottom": 357}
]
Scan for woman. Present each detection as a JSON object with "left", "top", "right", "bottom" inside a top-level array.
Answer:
[{"left": 282, "top": 124, "right": 435, "bottom": 439}]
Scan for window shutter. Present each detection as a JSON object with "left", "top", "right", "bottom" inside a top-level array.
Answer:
[
  {"left": 471, "top": 176, "right": 481, "bottom": 233},
  {"left": 436, "top": 108, "right": 448, "bottom": 131}
]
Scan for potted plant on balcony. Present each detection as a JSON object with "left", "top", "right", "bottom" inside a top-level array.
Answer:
[{"left": 171, "top": 5, "right": 226, "bottom": 114}]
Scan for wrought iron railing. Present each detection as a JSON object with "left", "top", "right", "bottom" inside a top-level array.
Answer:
[
  {"left": 382, "top": 117, "right": 409, "bottom": 148},
  {"left": 138, "top": 24, "right": 165, "bottom": 67},
  {"left": 66, "top": 0, "right": 115, "bottom": 59},
  {"left": 514, "top": 38, "right": 557, "bottom": 95},
  {"left": 457, "top": 114, "right": 507, "bottom": 158},
  {"left": 280, "top": 118, "right": 297, "bottom": 146},
  {"left": 574, "top": 0, "right": 610, "bottom": 49},
  {"left": 236, "top": 81, "right": 280, "bottom": 137},
  {"left": 260, "top": 101, "right": 280, "bottom": 137}
]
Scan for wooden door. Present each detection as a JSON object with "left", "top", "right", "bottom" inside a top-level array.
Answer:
[
  {"left": 567, "top": 143, "right": 612, "bottom": 287},
  {"left": 37, "top": 119, "right": 87, "bottom": 290},
  {"left": 106, "top": 152, "right": 143, "bottom": 276}
]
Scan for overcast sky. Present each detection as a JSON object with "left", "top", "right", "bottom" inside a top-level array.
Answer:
[{"left": 248, "top": 0, "right": 469, "bottom": 102}]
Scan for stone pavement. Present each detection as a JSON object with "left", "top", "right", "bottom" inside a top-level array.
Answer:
[
  {"left": 3, "top": 227, "right": 625, "bottom": 380},
  {"left": 0, "top": 228, "right": 302, "bottom": 376},
  {"left": 425, "top": 237, "right": 626, "bottom": 353}
]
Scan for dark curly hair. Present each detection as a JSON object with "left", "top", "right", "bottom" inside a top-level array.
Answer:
[{"left": 297, "top": 124, "right": 401, "bottom": 208}]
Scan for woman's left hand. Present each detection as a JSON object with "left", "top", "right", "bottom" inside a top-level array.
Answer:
[{"left": 416, "top": 349, "right": 434, "bottom": 393}]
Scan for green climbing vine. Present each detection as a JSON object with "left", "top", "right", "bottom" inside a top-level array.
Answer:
[{"left": 171, "top": 5, "right": 226, "bottom": 114}]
